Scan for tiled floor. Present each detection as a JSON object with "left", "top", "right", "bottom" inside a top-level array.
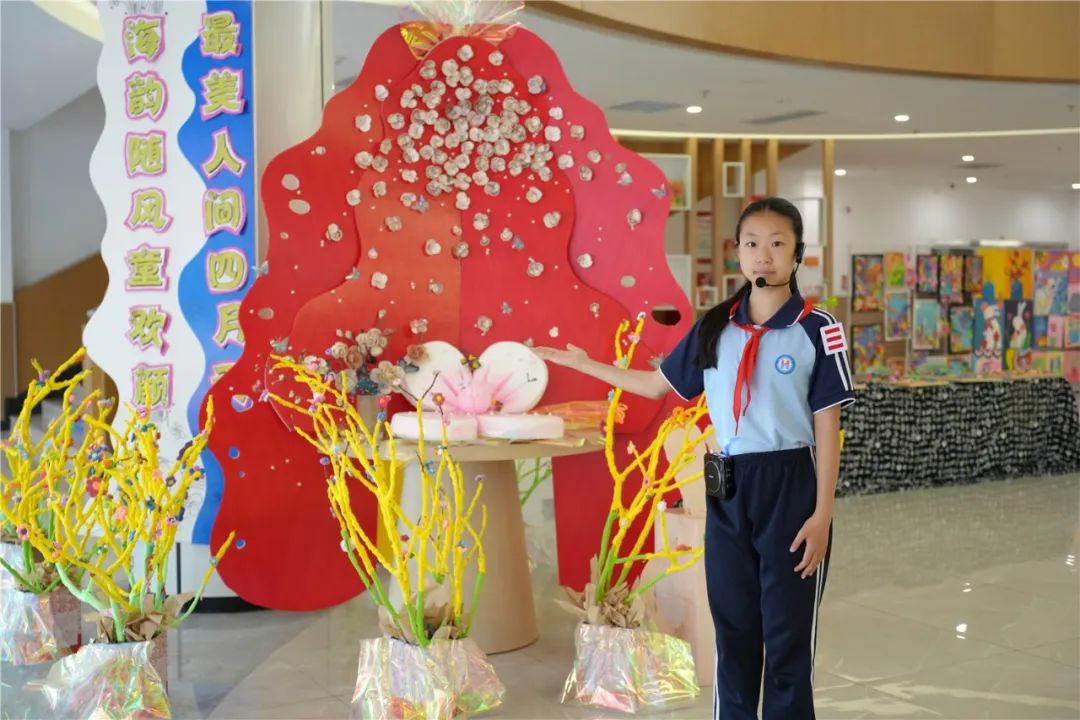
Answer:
[{"left": 3, "top": 473, "right": 1078, "bottom": 719}]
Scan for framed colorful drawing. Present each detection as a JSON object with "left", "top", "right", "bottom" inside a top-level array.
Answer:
[
  {"left": 1067, "top": 314, "right": 1080, "bottom": 349},
  {"left": 1033, "top": 315, "right": 1049, "bottom": 348},
  {"left": 973, "top": 300, "right": 1004, "bottom": 372},
  {"left": 884, "top": 290, "right": 911, "bottom": 340},
  {"left": 910, "top": 352, "right": 947, "bottom": 375},
  {"left": 978, "top": 248, "right": 1033, "bottom": 301},
  {"left": 721, "top": 274, "right": 744, "bottom": 300},
  {"left": 852, "top": 254, "right": 884, "bottom": 312},
  {"left": 1069, "top": 280, "right": 1080, "bottom": 314},
  {"left": 964, "top": 254, "right": 983, "bottom": 296},
  {"left": 1030, "top": 351, "right": 1064, "bottom": 375},
  {"left": 694, "top": 258, "right": 713, "bottom": 289},
  {"left": 883, "top": 252, "right": 908, "bottom": 290},
  {"left": 947, "top": 355, "right": 973, "bottom": 375},
  {"left": 916, "top": 254, "right": 939, "bottom": 295},
  {"left": 851, "top": 324, "right": 885, "bottom": 375},
  {"left": 948, "top": 305, "right": 974, "bottom": 354},
  {"left": 1047, "top": 315, "right": 1066, "bottom": 349},
  {"left": 1004, "top": 300, "right": 1033, "bottom": 351},
  {"left": 939, "top": 254, "right": 964, "bottom": 304},
  {"left": 1004, "top": 300, "right": 1033, "bottom": 370},
  {"left": 695, "top": 285, "right": 719, "bottom": 310},
  {"left": 912, "top": 298, "right": 943, "bottom": 351},
  {"left": 722, "top": 238, "right": 740, "bottom": 274},
  {"left": 1034, "top": 251, "right": 1069, "bottom": 316}
]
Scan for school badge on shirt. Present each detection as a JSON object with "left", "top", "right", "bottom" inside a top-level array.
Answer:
[
  {"left": 821, "top": 323, "right": 848, "bottom": 355},
  {"left": 775, "top": 354, "right": 796, "bottom": 374}
]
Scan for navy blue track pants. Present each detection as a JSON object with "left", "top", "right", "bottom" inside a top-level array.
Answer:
[{"left": 705, "top": 447, "right": 831, "bottom": 720}]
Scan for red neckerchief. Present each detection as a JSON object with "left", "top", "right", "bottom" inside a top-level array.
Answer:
[{"left": 729, "top": 297, "right": 815, "bottom": 435}]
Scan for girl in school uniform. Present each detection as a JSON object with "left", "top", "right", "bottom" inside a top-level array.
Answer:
[{"left": 536, "top": 197, "right": 854, "bottom": 720}]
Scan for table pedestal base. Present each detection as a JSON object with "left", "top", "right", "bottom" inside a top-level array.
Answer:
[{"left": 461, "top": 459, "right": 538, "bottom": 654}]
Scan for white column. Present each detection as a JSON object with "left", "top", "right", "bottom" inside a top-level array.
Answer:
[
  {"left": 1, "top": 126, "right": 14, "bottom": 398},
  {"left": 251, "top": 0, "right": 330, "bottom": 260},
  {"left": 1, "top": 128, "right": 12, "bottom": 305}
]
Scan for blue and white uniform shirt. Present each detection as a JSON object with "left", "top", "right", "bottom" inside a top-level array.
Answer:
[{"left": 660, "top": 293, "right": 855, "bottom": 456}]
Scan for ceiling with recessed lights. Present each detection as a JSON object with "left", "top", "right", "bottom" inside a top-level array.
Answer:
[
  {"left": 3, "top": 0, "right": 1077, "bottom": 195},
  {"left": 783, "top": 133, "right": 1080, "bottom": 194},
  {"left": 331, "top": 2, "right": 1080, "bottom": 137}
]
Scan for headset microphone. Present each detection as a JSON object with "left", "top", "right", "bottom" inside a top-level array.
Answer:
[{"left": 755, "top": 276, "right": 789, "bottom": 289}]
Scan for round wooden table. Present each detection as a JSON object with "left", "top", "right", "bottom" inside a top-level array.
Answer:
[{"left": 385, "top": 434, "right": 602, "bottom": 654}]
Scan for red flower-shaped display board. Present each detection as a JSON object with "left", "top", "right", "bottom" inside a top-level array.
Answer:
[{"left": 204, "top": 21, "right": 694, "bottom": 610}]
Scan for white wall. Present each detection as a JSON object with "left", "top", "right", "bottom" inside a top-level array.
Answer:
[
  {"left": 1, "top": 128, "right": 12, "bottom": 303},
  {"left": 781, "top": 169, "right": 1080, "bottom": 292},
  {"left": 10, "top": 88, "right": 105, "bottom": 289}
]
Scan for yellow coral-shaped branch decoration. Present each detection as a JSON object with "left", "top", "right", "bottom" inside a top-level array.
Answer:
[
  {"left": 269, "top": 355, "right": 487, "bottom": 648},
  {"left": 1, "top": 349, "right": 100, "bottom": 594},
  {"left": 5, "top": 348, "right": 234, "bottom": 642},
  {"left": 592, "top": 315, "right": 712, "bottom": 607}
]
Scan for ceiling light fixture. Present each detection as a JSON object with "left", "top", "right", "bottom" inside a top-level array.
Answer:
[
  {"left": 978, "top": 239, "right": 1023, "bottom": 248},
  {"left": 894, "top": 114, "right": 910, "bottom": 123},
  {"left": 686, "top": 105, "right": 703, "bottom": 115},
  {"left": 1072, "top": 183, "right": 1080, "bottom": 190},
  {"left": 962, "top": 155, "right": 975, "bottom": 162},
  {"left": 610, "top": 127, "right": 1078, "bottom": 143},
  {"left": 966, "top": 177, "right": 978, "bottom": 184},
  {"left": 834, "top": 169, "right": 847, "bottom": 176}
]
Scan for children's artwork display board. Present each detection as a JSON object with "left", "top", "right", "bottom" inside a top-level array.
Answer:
[{"left": 849, "top": 248, "right": 1078, "bottom": 383}]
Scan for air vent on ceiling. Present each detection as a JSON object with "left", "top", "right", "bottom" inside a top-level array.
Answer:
[
  {"left": 608, "top": 100, "right": 684, "bottom": 114},
  {"left": 954, "top": 163, "right": 1000, "bottom": 170},
  {"left": 742, "top": 110, "right": 824, "bottom": 126}
]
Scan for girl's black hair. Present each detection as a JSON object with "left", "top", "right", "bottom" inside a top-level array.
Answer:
[{"left": 694, "top": 197, "right": 804, "bottom": 369}]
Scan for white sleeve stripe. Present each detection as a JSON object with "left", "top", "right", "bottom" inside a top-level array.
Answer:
[
  {"left": 813, "top": 397, "right": 855, "bottom": 414},
  {"left": 833, "top": 351, "right": 851, "bottom": 391},
  {"left": 839, "top": 347, "right": 854, "bottom": 387}
]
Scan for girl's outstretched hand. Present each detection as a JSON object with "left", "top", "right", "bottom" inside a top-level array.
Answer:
[{"left": 533, "top": 343, "right": 589, "bottom": 370}]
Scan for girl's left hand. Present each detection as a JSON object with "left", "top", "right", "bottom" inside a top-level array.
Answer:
[{"left": 791, "top": 512, "right": 831, "bottom": 579}]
